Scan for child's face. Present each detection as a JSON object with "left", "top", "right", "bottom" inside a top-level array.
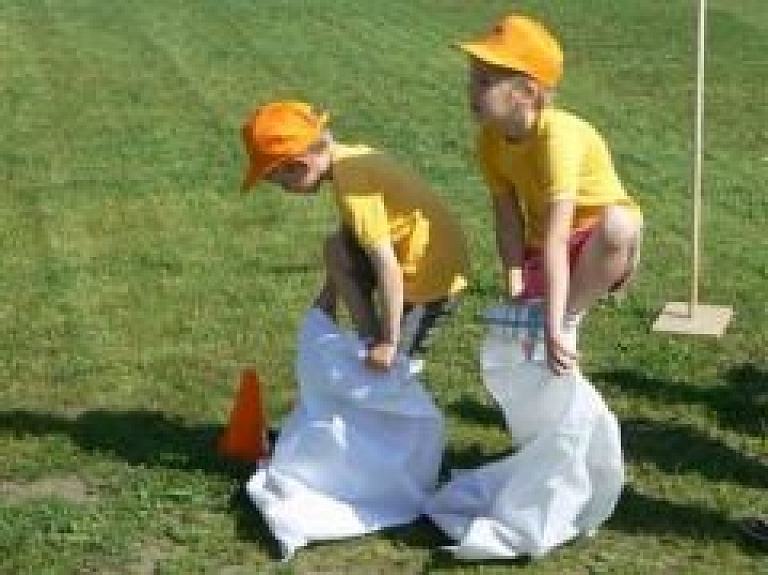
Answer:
[
  {"left": 469, "top": 59, "right": 542, "bottom": 139},
  {"left": 267, "top": 147, "right": 331, "bottom": 194}
]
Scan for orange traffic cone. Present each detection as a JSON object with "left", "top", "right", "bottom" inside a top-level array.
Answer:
[{"left": 217, "top": 368, "right": 270, "bottom": 464}]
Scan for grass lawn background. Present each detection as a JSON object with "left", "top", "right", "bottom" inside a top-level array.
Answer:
[{"left": 1, "top": 0, "right": 766, "bottom": 572}]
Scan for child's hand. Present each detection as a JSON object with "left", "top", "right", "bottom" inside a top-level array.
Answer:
[
  {"left": 545, "top": 329, "right": 578, "bottom": 375},
  {"left": 366, "top": 341, "right": 397, "bottom": 372}
]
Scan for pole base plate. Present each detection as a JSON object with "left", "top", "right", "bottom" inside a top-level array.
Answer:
[{"left": 653, "top": 302, "right": 732, "bottom": 337}]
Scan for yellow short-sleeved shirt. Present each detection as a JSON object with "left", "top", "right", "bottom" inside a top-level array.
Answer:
[
  {"left": 330, "top": 142, "right": 469, "bottom": 304},
  {"left": 477, "top": 107, "right": 642, "bottom": 248}
]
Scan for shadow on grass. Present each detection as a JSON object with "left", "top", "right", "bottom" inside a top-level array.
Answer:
[
  {"left": 594, "top": 362, "right": 768, "bottom": 437},
  {"left": 446, "top": 393, "right": 504, "bottom": 429},
  {"left": 263, "top": 262, "right": 318, "bottom": 274},
  {"left": 422, "top": 551, "right": 532, "bottom": 571},
  {"left": 228, "top": 483, "right": 285, "bottom": 560},
  {"left": 449, "top": 363, "right": 767, "bottom": 438},
  {"left": 0, "top": 408, "right": 253, "bottom": 478},
  {"left": 621, "top": 417, "right": 767, "bottom": 489},
  {"left": 609, "top": 486, "right": 743, "bottom": 543},
  {"left": 379, "top": 516, "right": 453, "bottom": 550},
  {"left": 0, "top": 408, "right": 287, "bottom": 550}
]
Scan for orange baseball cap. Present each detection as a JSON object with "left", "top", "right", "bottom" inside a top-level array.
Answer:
[
  {"left": 241, "top": 101, "right": 329, "bottom": 191},
  {"left": 459, "top": 15, "right": 563, "bottom": 89}
]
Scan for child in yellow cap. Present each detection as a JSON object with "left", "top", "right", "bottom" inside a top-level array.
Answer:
[
  {"left": 459, "top": 15, "right": 643, "bottom": 375},
  {"left": 241, "top": 101, "right": 469, "bottom": 371}
]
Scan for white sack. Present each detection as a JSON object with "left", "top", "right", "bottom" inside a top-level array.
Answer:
[
  {"left": 246, "top": 309, "right": 444, "bottom": 558},
  {"left": 427, "top": 306, "right": 624, "bottom": 560}
]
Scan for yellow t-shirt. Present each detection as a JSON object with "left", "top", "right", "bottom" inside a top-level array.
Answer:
[
  {"left": 477, "top": 107, "right": 642, "bottom": 248},
  {"left": 330, "top": 142, "right": 469, "bottom": 304}
]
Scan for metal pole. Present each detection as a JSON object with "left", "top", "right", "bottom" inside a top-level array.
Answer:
[{"left": 690, "top": 0, "right": 706, "bottom": 316}]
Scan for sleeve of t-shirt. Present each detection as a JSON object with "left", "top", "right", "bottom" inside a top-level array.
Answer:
[
  {"left": 336, "top": 192, "right": 390, "bottom": 248},
  {"left": 543, "top": 120, "right": 585, "bottom": 202},
  {"left": 476, "top": 128, "right": 512, "bottom": 197}
]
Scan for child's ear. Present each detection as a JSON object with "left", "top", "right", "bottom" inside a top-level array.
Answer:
[
  {"left": 538, "top": 87, "right": 555, "bottom": 108},
  {"left": 307, "top": 134, "right": 331, "bottom": 155}
]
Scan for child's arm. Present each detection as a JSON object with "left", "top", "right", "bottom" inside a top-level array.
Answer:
[
  {"left": 365, "top": 240, "right": 404, "bottom": 371},
  {"left": 544, "top": 199, "right": 578, "bottom": 374},
  {"left": 492, "top": 192, "right": 525, "bottom": 298}
]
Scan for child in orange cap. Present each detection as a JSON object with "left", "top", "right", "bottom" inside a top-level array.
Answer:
[
  {"left": 241, "top": 101, "right": 469, "bottom": 371},
  {"left": 459, "top": 15, "right": 643, "bottom": 374}
]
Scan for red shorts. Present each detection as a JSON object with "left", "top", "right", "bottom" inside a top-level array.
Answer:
[{"left": 520, "top": 226, "right": 616, "bottom": 301}]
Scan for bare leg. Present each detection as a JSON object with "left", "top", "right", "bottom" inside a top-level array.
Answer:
[
  {"left": 567, "top": 205, "right": 641, "bottom": 314},
  {"left": 324, "top": 232, "right": 380, "bottom": 340}
]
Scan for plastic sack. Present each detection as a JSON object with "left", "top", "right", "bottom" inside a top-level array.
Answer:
[
  {"left": 246, "top": 308, "right": 444, "bottom": 558},
  {"left": 426, "top": 305, "right": 624, "bottom": 560}
]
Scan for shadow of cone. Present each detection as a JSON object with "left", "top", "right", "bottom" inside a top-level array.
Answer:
[{"left": 217, "top": 368, "right": 270, "bottom": 464}]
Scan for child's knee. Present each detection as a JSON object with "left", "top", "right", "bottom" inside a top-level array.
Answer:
[{"left": 598, "top": 206, "right": 640, "bottom": 252}]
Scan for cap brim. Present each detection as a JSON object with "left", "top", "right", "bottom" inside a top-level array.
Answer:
[
  {"left": 458, "top": 41, "right": 527, "bottom": 74},
  {"left": 458, "top": 41, "right": 559, "bottom": 88},
  {"left": 241, "top": 155, "right": 289, "bottom": 193}
]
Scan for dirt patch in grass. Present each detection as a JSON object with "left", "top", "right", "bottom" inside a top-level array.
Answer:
[
  {"left": 0, "top": 474, "right": 98, "bottom": 504},
  {"left": 127, "top": 539, "right": 175, "bottom": 575}
]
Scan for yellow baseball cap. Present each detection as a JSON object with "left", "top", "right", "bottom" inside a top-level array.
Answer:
[
  {"left": 459, "top": 15, "right": 563, "bottom": 89},
  {"left": 241, "top": 101, "right": 329, "bottom": 191}
]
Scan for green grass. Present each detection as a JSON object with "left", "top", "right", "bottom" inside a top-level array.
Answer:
[{"left": 2, "top": 0, "right": 766, "bottom": 572}]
